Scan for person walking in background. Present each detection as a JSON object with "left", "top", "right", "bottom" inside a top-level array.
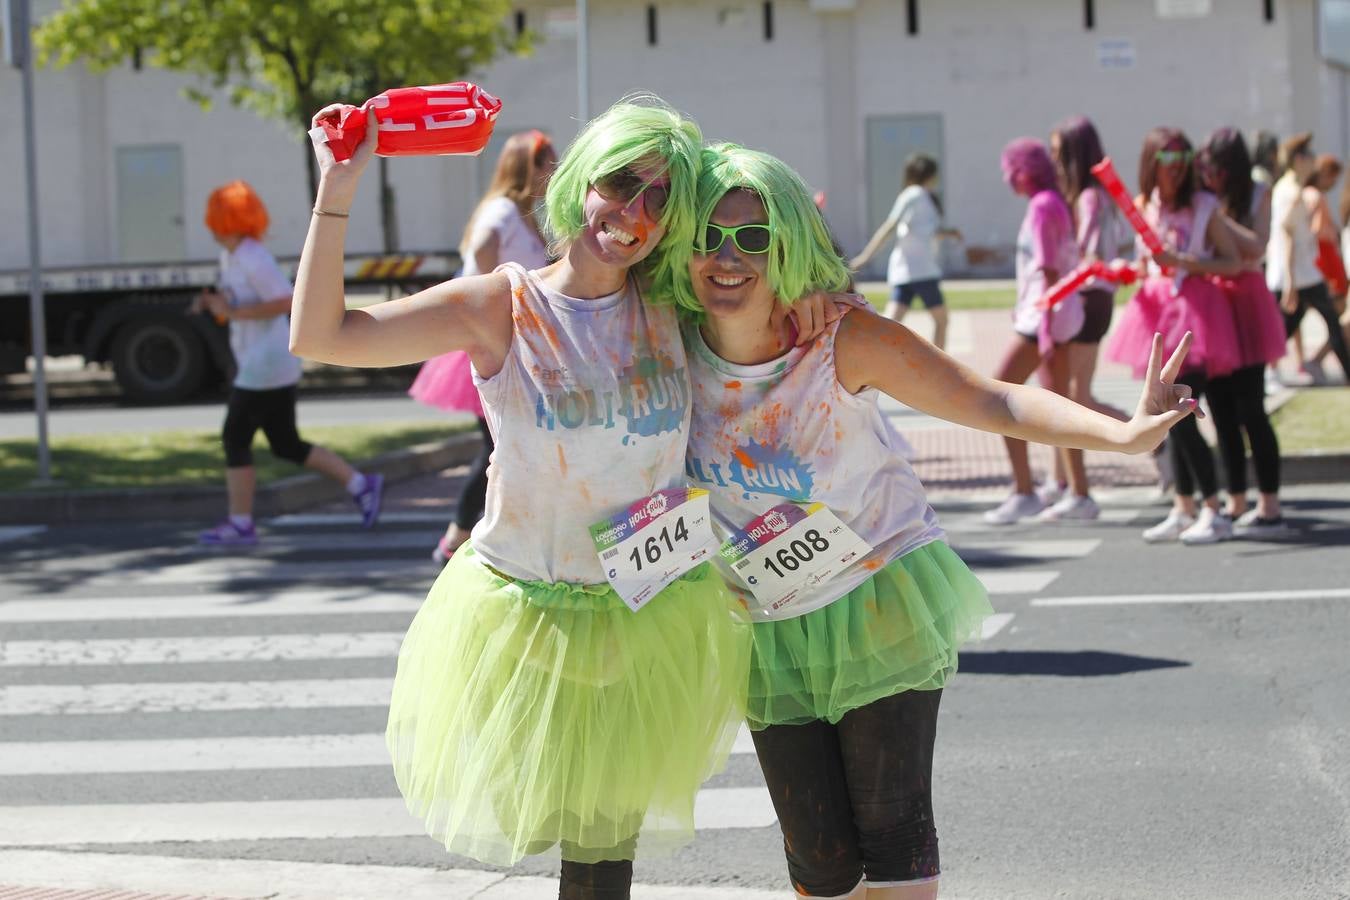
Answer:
[
  {"left": 850, "top": 153, "right": 955, "bottom": 349},
  {"left": 1197, "top": 128, "right": 1290, "bottom": 535},
  {"left": 1038, "top": 115, "right": 1129, "bottom": 521},
  {"left": 1267, "top": 134, "right": 1350, "bottom": 385},
  {"left": 1106, "top": 128, "right": 1246, "bottom": 545},
  {"left": 1251, "top": 130, "right": 1280, "bottom": 190},
  {"left": 1304, "top": 153, "right": 1348, "bottom": 384},
  {"left": 192, "top": 181, "right": 382, "bottom": 547},
  {"left": 983, "top": 138, "right": 1087, "bottom": 525},
  {"left": 408, "top": 130, "right": 557, "bottom": 563}
]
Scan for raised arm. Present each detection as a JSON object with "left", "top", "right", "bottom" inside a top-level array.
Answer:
[
  {"left": 290, "top": 105, "right": 513, "bottom": 373},
  {"left": 834, "top": 310, "right": 1196, "bottom": 455},
  {"left": 848, "top": 214, "right": 898, "bottom": 271}
]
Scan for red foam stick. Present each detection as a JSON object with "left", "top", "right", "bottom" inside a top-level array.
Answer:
[
  {"left": 314, "top": 83, "right": 502, "bottom": 162},
  {"left": 1037, "top": 260, "right": 1139, "bottom": 310},
  {"left": 1090, "top": 157, "right": 1166, "bottom": 257}
]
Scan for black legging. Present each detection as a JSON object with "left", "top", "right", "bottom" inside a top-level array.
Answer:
[
  {"left": 1171, "top": 371, "right": 1220, "bottom": 500},
  {"left": 558, "top": 837, "right": 637, "bottom": 900},
  {"left": 751, "top": 690, "right": 942, "bottom": 897},
  {"left": 1285, "top": 281, "right": 1350, "bottom": 377},
  {"left": 1206, "top": 365, "right": 1281, "bottom": 496},
  {"left": 454, "top": 417, "right": 495, "bottom": 530}
]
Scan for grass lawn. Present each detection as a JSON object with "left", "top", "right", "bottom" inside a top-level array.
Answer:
[
  {"left": 860, "top": 282, "right": 1137, "bottom": 312},
  {"left": 1270, "top": 386, "right": 1350, "bottom": 453},
  {"left": 0, "top": 421, "right": 471, "bottom": 493}
]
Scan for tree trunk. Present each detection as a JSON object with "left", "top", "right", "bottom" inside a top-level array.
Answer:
[{"left": 379, "top": 156, "right": 399, "bottom": 253}]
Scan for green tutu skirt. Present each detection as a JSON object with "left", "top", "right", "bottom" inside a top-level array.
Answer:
[
  {"left": 386, "top": 544, "right": 750, "bottom": 865},
  {"left": 748, "top": 540, "right": 992, "bottom": 729}
]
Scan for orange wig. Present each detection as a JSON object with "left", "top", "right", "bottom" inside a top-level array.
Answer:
[{"left": 204, "top": 181, "right": 269, "bottom": 240}]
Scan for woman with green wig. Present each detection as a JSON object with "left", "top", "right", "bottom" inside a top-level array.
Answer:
[
  {"left": 291, "top": 95, "right": 840, "bottom": 898},
  {"left": 664, "top": 143, "right": 1200, "bottom": 899}
]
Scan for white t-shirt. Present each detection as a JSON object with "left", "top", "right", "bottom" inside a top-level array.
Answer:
[
  {"left": 1266, "top": 173, "right": 1323, "bottom": 291},
  {"left": 460, "top": 196, "right": 549, "bottom": 277},
  {"left": 885, "top": 186, "right": 943, "bottom": 285},
  {"left": 219, "top": 238, "right": 304, "bottom": 390}
]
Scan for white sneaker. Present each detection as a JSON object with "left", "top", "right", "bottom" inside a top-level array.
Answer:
[
  {"left": 1264, "top": 368, "right": 1283, "bottom": 396},
  {"left": 1302, "top": 360, "right": 1328, "bottom": 385},
  {"left": 1142, "top": 509, "right": 1196, "bottom": 543},
  {"left": 1036, "top": 481, "right": 1065, "bottom": 506},
  {"left": 983, "top": 493, "right": 1045, "bottom": 525},
  {"left": 1233, "top": 508, "right": 1291, "bottom": 537},
  {"left": 1179, "top": 507, "right": 1233, "bottom": 545},
  {"left": 1037, "top": 494, "right": 1101, "bottom": 522}
]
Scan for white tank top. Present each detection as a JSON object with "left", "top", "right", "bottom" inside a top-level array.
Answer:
[
  {"left": 685, "top": 317, "right": 944, "bottom": 622},
  {"left": 1266, "top": 174, "right": 1323, "bottom": 290},
  {"left": 471, "top": 263, "right": 692, "bottom": 584}
]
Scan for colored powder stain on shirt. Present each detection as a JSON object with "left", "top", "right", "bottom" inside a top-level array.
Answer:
[
  {"left": 862, "top": 558, "right": 883, "bottom": 571},
  {"left": 726, "top": 380, "right": 743, "bottom": 390},
  {"left": 556, "top": 445, "right": 568, "bottom": 477}
]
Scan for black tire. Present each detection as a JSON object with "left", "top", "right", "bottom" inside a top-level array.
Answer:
[{"left": 110, "top": 315, "right": 208, "bottom": 403}]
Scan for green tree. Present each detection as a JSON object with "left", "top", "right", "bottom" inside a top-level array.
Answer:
[{"left": 37, "top": 0, "right": 528, "bottom": 250}]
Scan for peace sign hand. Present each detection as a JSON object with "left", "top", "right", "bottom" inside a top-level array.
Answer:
[{"left": 1123, "top": 332, "right": 1200, "bottom": 454}]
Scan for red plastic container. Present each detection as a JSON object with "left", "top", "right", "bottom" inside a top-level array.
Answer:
[{"left": 315, "top": 83, "right": 502, "bottom": 162}]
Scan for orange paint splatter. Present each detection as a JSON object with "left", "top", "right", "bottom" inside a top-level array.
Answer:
[
  {"left": 556, "top": 445, "right": 569, "bottom": 477},
  {"left": 732, "top": 447, "right": 755, "bottom": 468},
  {"left": 862, "top": 559, "right": 883, "bottom": 571},
  {"left": 726, "top": 380, "right": 742, "bottom": 390}
]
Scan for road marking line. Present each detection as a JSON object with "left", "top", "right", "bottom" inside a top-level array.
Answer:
[
  {"left": 0, "top": 526, "right": 46, "bottom": 544},
  {"left": 268, "top": 512, "right": 458, "bottom": 527},
  {"left": 976, "top": 613, "right": 1015, "bottom": 641},
  {"left": 0, "top": 632, "right": 406, "bottom": 667},
  {"left": 0, "top": 591, "right": 421, "bottom": 623},
  {"left": 0, "top": 677, "right": 394, "bottom": 716},
  {"left": 0, "top": 791, "right": 778, "bottom": 846},
  {"left": 0, "top": 850, "right": 790, "bottom": 900},
  {"left": 971, "top": 570, "right": 1060, "bottom": 594},
  {"left": 69, "top": 558, "right": 430, "bottom": 587},
  {"left": 956, "top": 539, "right": 1101, "bottom": 561},
  {"left": 0, "top": 727, "right": 759, "bottom": 776},
  {"left": 1033, "top": 587, "right": 1350, "bottom": 607}
]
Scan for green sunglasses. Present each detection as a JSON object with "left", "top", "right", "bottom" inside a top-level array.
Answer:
[
  {"left": 698, "top": 222, "right": 773, "bottom": 254},
  {"left": 1155, "top": 149, "right": 1194, "bottom": 165}
]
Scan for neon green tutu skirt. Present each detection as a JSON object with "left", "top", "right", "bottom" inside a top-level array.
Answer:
[
  {"left": 385, "top": 544, "right": 750, "bottom": 865},
  {"left": 748, "top": 540, "right": 992, "bottom": 729}
]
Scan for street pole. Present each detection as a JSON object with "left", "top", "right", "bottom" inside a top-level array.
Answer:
[
  {"left": 6, "top": 0, "right": 52, "bottom": 484},
  {"left": 577, "top": 0, "right": 590, "bottom": 124}
]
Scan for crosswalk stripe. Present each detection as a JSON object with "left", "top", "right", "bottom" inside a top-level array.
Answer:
[
  {"left": 955, "top": 538, "right": 1101, "bottom": 561},
  {"left": 0, "top": 728, "right": 760, "bottom": 776},
  {"left": 54, "top": 558, "right": 431, "bottom": 588},
  {"left": 0, "top": 526, "right": 45, "bottom": 545},
  {"left": 1032, "top": 587, "right": 1350, "bottom": 607},
  {"left": 0, "top": 591, "right": 422, "bottom": 623},
  {"left": 0, "top": 632, "right": 406, "bottom": 667},
  {"left": 0, "top": 791, "right": 779, "bottom": 847},
  {"left": 0, "top": 850, "right": 792, "bottom": 900},
  {"left": 0, "top": 678, "right": 393, "bottom": 716},
  {"left": 268, "top": 512, "right": 459, "bottom": 527},
  {"left": 971, "top": 570, "right": 1060, "bottom": 594},
  {"left": 976, "top": 613, "right": 1015, "bottom": 641}
]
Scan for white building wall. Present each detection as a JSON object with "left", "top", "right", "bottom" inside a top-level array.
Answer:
[{"left": 4, "top": 0, "right": 1346, "bottom": 274}]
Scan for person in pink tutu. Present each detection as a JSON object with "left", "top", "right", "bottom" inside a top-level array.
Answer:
[
  {"left": 1196, "top": 128, "right": 1291, "bottom": 535},
  {"left": 409, "top": 130, "right": 557, "bottom": 563},
  {"left": 1106, "top": 127, "right": 1246, "bottom": 545},
  {"left": 983, "top": 138, "right": 1088, "bottom": 525}
]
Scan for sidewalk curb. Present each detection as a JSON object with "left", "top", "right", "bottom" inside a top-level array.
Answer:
[{"left": 1, "top": 432, "right": 481, "bottom": 526}]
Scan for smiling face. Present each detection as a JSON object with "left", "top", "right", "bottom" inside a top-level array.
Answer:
[
  {"left": 689, "top": 189, "right": 777, "bottom": 323},
  {"left": 1155, "top": 140, "right": 1191, "bottom": 203},
  {"left": 575, "top": 156, "right": 670, "bottom": 268}
]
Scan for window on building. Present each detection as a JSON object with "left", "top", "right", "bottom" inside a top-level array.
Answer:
[
  {"left": 764, "top": 1, "right": 774, "bottom": 40},
  {"left": 1084, "top": 0, "right": 1096, "bottom": 29},
  {"left": 1321, "top": 0, "right": 1350, "bottom": 65},
  {"left": 906, "top": 0, "right": 919, "bottom": 35},
  {"left": 514, "top": 10, "right": 526, "bottom": 39},
  {"left": 647, "top": 4, "right": 658, "bottom": 46},
  {"left": 1265, "top": 0, "right": 1275, "bottom": 22}
]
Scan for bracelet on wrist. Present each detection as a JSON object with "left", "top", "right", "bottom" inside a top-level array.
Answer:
[{"left": 312, "top": 207, "right": 350, "bottom": 218}]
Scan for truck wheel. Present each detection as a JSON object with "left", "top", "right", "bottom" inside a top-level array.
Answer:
[{"left": 110, "top": 316, "right": 207, "bottom": 403}]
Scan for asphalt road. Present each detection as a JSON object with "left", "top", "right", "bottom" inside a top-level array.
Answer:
[{"left": 2, "top": 483, "right": 1348, "bottom": 899}]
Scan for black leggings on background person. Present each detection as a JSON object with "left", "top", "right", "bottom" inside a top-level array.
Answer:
[
  {"left": 455, "top": 416, "right": 496, "bottom": 531},
  {"left": 1285, "top": 282, "right": 1350, "bottom": 377},
  {"left": 1170, "top": 372, "right": 1219, "bottom": 500},
  {"left": 751, "top": 689, "right": 942, "bottom": 897},
  {"left": 222, "top": 385, "right": 313, "bottom": 467},
  {"left": 1207, "top": 365, "right": 1281, "bottom": 496}
]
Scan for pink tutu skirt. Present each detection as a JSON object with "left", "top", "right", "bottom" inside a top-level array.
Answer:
[
  {"left": 409, "top": 351, "right": 483, "bottom": 417},
  {"left": 1210, "top": 271, "right": 1287, "bottom": 369},
  {"left": 1106, "top": 274, "right": 1240, "bottom": 379}
]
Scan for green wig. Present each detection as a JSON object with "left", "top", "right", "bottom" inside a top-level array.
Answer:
[
  {"left": 656, "top": 143, "right": 850, "bottom": 318},
  {"left": 543, "top": 94, "right": 702, "bottom": 286}
]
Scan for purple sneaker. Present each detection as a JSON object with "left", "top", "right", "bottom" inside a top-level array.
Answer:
[
  {"left": 354, "top": 473, "right": 384, "bottom": 529},
  {"left": 199, "top": 519, "right": 258, "bottom": 546}
]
